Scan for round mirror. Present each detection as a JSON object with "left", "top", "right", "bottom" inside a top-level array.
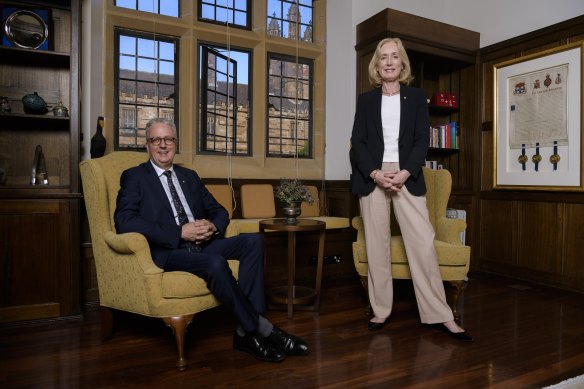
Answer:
[{"left": 4, "top": 10, "right": 48, "bottom": 49}]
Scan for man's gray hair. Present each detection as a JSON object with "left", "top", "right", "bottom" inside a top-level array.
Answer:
[{"left": 145, "top": 117, "right": 177, "bottom": 138}]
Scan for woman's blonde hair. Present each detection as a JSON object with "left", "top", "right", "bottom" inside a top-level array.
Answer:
[{"left": 368, "top": 37, "right": 414, "bottom": 87}]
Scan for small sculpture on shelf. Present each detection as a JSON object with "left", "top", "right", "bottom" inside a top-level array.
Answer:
[
  {"left": 0, "top": 96, "right": 11, "bottom": 113},
  {"left": 275, "top": 178, "right": 314, "bottom": 224},
  {"left": 90, "top": 116, "right": 106, "bottom": 158},
  {"left": 30, "top": 145, "right": 48, "bottom": 185},
  {"left": 52, "top": 101, "right": 68, "bottom": 117}
]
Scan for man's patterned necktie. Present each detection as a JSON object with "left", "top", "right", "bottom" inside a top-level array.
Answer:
[
  {"left": 163, "top": 170, "right": 189, "bottom": 226},
  {"left": 163, "top": 170, "right": 200, "bottom": 252}
]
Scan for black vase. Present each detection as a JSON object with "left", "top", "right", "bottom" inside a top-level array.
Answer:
[{"left": 90, "top": 116, "right": 106, "bottom": 159}]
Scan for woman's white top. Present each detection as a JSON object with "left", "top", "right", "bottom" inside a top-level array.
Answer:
[{"left": 381, "top": 94, "right": 400, "bottom": 162}]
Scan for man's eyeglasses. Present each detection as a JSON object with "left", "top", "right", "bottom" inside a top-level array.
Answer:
[{"left": 147, "top": 137, "right": 176, "bottom": 146}]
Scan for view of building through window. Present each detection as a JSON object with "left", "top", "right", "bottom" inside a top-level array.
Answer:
[
  {"left": 267, "top": 54, "right": 312, "bottom": 157},
  {"left": 116, "top": 31, "right": 178, "bottom": 149},
  {"left": 267, "top": 0, "right": 313, "bottom": 42},
  {"left": 200, "top": 45, "right": 250, "bottom": 155}
]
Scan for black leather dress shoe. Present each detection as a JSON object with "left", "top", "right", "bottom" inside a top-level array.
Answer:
[
  {"left": 429, "top": 323, "right": 474, "bottom": 342},
  {"left": 233, "top": 332, "right": 286, "bottom": 362},
  {"left": 266, "top": 326, "right": 310, "bottom": 356},
  {"left": 368, "top": 320, "right": 385, "bottom": 331}
]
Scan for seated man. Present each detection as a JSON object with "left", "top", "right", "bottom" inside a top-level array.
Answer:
[{"left": 114, "top": 117, "right": 309, "bottom": 362}]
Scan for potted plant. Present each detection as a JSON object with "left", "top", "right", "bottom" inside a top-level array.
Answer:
[{"left": 275, "top": 179, "right": 314, "bottom": 224}]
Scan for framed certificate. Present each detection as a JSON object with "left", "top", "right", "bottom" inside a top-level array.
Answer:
[{"left": 493, "top": 41, "right": 583, "bottom": 191}]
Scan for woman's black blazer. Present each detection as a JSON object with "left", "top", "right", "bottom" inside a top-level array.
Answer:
[{"left": 349, "top": 85, "right": 430, "bottom": 197}]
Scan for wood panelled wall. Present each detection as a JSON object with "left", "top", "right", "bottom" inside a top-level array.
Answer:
[{"left": 477, "top": 15, "right": 584, "bottom": 291}]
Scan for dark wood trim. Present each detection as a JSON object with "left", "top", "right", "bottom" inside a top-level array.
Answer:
[
  {"left": 355, "top": 8, "right": 479, "bottom": 56},
  {"left": 480, "top": 14, "right": 584, "bottom": 60}
]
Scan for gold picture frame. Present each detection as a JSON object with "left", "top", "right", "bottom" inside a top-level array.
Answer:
[{"left": 493, "top": 41, "right": 584, "bottom": 191}]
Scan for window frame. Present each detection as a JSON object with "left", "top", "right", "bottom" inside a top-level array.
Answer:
[
  {"left": 114, "top": 28, "right": 180, "bottom": 151},
  {"left": 197, "top": 0, "right": 252, "bottom": 30},
  {"left": 114, "top": 0, "right": 180, "bottom": 17},
  {"left": 266, "top": 52, "right": 313, "bottom": 158},
  {"left": 199, "top": 44, "right": 254, "bottom": 156}
]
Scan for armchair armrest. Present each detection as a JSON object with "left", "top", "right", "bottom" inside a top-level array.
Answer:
[
  {"left": 225, "top": 222, "right": 240, "bottom": 238},
  {"left": 104, "top": 231, "right": 163, "bottom": 275},
  {"left": 435, "top": 217, "right": 466, "bottom": 245},
  {"left": 351, "top": 216, "right": 365, "bottom": 243}
]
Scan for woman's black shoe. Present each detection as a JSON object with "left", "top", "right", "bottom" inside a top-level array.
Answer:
[
  {"left": 429, "top": 323, "right": 473, "bottom": 342},
  {"left": 368, "top": 320, "right": 385, "bottom": 331}
]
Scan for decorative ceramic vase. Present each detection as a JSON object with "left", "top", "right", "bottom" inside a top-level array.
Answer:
[
  {"left": 90, "top": 116, "right": 106, "bottom": 158},
  {"left": 282, "top": 201, "right": 302, "bottom": 224},
  {"left": 22, "top": 92, "right": 48, "bottom": 114}
]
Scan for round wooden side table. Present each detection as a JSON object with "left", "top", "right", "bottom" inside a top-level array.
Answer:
[{"left": 259, "top": 218, "right": 326, "bottom": 319}]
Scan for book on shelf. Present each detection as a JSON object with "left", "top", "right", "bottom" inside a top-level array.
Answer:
[
  {"left": 446, "top": 208, "right": 466, "bottom": 244},
  {"left": 429, "top": 121, "right": 459, "bottom": 149}
]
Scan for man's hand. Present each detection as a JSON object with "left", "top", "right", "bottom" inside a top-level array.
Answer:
[{"left": 181, "top": 219, "right": 217, "bottom": 243}]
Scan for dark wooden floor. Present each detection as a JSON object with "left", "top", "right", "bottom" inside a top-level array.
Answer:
[{"left": 2, "top": 271, "right": 584, "bottom": 388}]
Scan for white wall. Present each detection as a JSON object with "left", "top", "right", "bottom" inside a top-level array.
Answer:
[
  {"left": 325, "top": 0, "right": 584, "bottom": 180},
  {"left": 81, "top": 0, "right": 104, "bottom": 161}
]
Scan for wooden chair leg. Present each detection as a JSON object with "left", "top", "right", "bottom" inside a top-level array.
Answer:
[
  {"left": 162, "top": 315, "right": 194, "bottom": 371},
  {"left": 100, "top": 306, "right": 115, "bottom": 342},
  {"left": 447, "top": 280, "right": 465, "bottom": 322}
]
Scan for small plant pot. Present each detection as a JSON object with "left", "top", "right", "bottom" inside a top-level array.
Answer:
[{"left": 282, "top": 201, "right": 302, "bottom": 224}]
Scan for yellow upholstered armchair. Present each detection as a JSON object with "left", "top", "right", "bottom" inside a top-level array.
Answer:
[
  {"left": 352, "top": 167, "right": 470, "bottom": 319},
  {"left": 80, "top": 152, "right": 239, "bottom": 371}
]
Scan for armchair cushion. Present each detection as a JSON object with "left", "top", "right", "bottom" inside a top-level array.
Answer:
[
  {"left": 240, "top": 184, "right": 276, "bottom": 219},
  {"left": 161, "top": 261, "right": 239, "bottom": 298},
  {"left": 206, "top": 184, "right": 233, "bottom": 219}
]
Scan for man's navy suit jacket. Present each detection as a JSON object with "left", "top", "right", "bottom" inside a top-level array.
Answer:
[{"left": 114, "top": 161, "right": 230, "bottom": 269}]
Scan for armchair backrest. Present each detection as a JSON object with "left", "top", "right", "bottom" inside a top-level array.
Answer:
[
  {"left": 80, "top": 151, "right": 149, "bottom": 234},
  {"left": 422, "top": 167, "right": 452, "bottom": 231}
]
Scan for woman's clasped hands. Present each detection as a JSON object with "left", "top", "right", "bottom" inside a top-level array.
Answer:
[{"left": 374, "top": 169, "right": 411, "bottom": 192}]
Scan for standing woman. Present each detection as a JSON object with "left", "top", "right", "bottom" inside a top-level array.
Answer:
[{"left": 349, "top": 38, "right": 472, "bottom": 341}]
